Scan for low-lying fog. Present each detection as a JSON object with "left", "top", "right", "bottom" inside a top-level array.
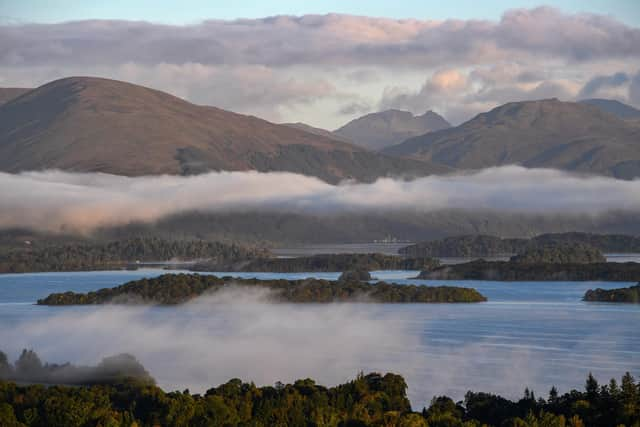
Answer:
[
  {"left": 2, "top": 286, "right": 637, "bottom": 405},
  {"left": 1, "top": 166, "right": 639, "bottom": 232}
]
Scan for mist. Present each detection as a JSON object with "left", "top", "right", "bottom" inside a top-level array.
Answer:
[
  {"left": 1, "top": 166, "right": 640, "bottom": 233},
  {"left": 1, "top": 287, "right": 629, "bottom": 405}
]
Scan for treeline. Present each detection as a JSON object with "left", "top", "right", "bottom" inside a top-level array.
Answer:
[
  {"left": 400, "top": 232, "right": 640, "bottom": 258},
  {"left": 584, "top": 284, "right": 640, "bottom": 303},
  {"left": 37, "top": 273, "right": 487, "bottom": 305},
  {"left": 1, "top": 371, "right": 639, "bottom": 426},
  {"left": 0, "top": 237, "right": 268, "bottom": 273},
  {"left": 509, "top": 243, "right": 606, "bottom": 264},
  {"left": 0, "top": 350, "right": 154, "bottom": 386},
  {"left": 417, "top": 260, "right": 640, "bottom": 281},
  {"left": 192, "top": 253, "right": 440, "bottom": 273}
]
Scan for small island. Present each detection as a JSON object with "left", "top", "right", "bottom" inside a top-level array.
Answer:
[
  {"left": 192, "top": 253, "right": 440, "bottom": 273},
  {"left": 338, "top": 269, "right": 372, "bottom": 282},
  {"left": 400, "top": 232, "right": 640, "bottom": 258},
  {"left": 416, "top": 245, "right": 640, "bottom": 281},
  {"left": 37, "top": 273, "right": 487, "bottom": 305},
  {"left": 583, "top": 284, "right": 640, "bottom": 303},
  {"left": 509, "top": 243, "right": 606, "bottom": 264},
  {"left": 0, "top": 237, "right": 268, "bottom": 273}
]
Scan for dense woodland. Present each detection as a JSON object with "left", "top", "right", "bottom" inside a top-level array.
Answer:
[
  {"left": 37, "top": 273, "right": 487, "bottom": 305},
  {"left": 0, "top": 237, "right": 268, "bottom": 273},
  {"left": 192, "top": 254, "right": 440, "bottom": 273},
  {"left": 0, "top": 369, "right": 639, "bottom": 426},
  {"left": 418, "top": 260, "right": 640, "bottom": 281},
  {"left": 584, "top": 284, "right": 640, "bottom": 303},
  {"left": 509, "top": 244, "right": 606, "bottom": 264},
  {"left": 400, "top": 232, "right": 640, "bottom": 258}
]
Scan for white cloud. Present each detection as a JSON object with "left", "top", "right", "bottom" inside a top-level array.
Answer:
[
  {"left": 2, "top": 8, "right": 640, "bottom": 126},
  {"left": 1, "top": 167, "right": 639, "bottom": 233}
]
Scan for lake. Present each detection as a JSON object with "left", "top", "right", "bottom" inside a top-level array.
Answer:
[{"left": 1, "top": 269, "right": 639, "bottom": 407}]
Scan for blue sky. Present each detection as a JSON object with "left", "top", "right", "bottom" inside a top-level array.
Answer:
[{"left": 2, "top": 0, "right": 639, "bottom": 25}]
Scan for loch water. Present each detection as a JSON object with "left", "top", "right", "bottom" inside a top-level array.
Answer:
[{"left": 1, "top": 269, "right": 638, "bottom": 406}]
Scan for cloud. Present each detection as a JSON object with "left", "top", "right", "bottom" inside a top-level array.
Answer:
[
  {"left": 1, "top": 286, "right": 632, "bottom": 405},
  {"left": 1, "top": 167, "right": 639, "bottom": 233},
  {"left": 379, "top": 67, "right": 578, "bottom": 124},
  {"left": 629, "top": 72, "right": 640, "bottom": 105},
  {"left": 2, "top": 7, "right": 640, "bottom": 126},
  {"left": 578, "top": 72, "right": 630, "bottom": 99},
  {"left": 2, "top": 8, "right": 638, "bottom": 69},
  {"left": 337, "top": 101, "right": 372, "bottom": 116},
  {"left": 2, "top": 288, "right": 426, "bottom": 400}
]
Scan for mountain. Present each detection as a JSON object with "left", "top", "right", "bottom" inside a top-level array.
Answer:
[
  {"left": 0, "top": 88, "right": 31, "bottom": 106},
  {"left": 333, "top": 109, "right": 451, "bottom": 151},
  {"left": 579, "top": 98, "right": 640, "bottom": 120},
  {"left": 282, "top": 122, "right": 351, "bottom": 142},
  {"left": 0, "top": 77, "right": 450, "bottom": 183},
  {"left": 383, "top": 99, "right": 640, "bottom": 179}
]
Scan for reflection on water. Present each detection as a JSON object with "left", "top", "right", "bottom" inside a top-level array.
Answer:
[{"left": 0, "top": 269, "right": 638, "bottom": 406}]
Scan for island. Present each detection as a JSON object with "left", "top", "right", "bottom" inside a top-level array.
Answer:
[
  {"left": 191, "top": 253, "right": 440, "bottom": 272},
  {"left": 417, "top": 259, "right": 640, "bottom": 281},
  {"left": 1, "top": 235, "right": 442, "bottom": 274},
  {"left": 0, "top": 237, "right": 268, "bottom": 273},
  {"left": 37, "top": 273, "right": 487, "bottom": 305},
  {"left": 583, "top": 284, "right": 640, "bottom": 303},
  {"left": 338, "top": 269, "right": 372, "bottom": 281},
  {"left": 416, "top": 245, "right": 640, "bottom": 281},
  {"left": 509, "top": 243, "right": 606, "bottom": 264},
  {"left": 400, "top": 232, "right": 640, "bottom": 257}
]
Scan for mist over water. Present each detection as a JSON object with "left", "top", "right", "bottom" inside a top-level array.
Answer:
[
  {"left": 1, "top": 166, "right": 640, "bottom": 232},
  {"left": 1, "top": 270, "right": 638, "bottom": 406}
]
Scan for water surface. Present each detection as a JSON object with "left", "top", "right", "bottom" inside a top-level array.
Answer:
[{"left": 1, "top": 269, "right": 638, "bottom": 406}]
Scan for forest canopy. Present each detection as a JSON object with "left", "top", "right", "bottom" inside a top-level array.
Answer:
[
  {"left": 37, "top": 273, "right": 487, "bottom": 305},
  {"left": 0, "top": 367, "right": 638, "bottom": 427}
]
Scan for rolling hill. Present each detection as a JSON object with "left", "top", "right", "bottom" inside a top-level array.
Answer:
[
  {"left": 383, "top": 99, "right": 640, "bottom": 179},
  {"left": 0, "top": 77, "right": 449, "bottom": 183},
  {"left": 282, "top": 122, "right": 351, "bottom": 142},
  {"left": 579, "top": 98, "right": 640, "bottom": 120},
  {"left": 0, "top": 88, "right": 31, "bottom": 106},
  {"left": 333, "top": 109, "right": 451, "bottom": 151}
]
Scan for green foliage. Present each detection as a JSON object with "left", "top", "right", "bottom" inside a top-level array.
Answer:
[
  {"left": 583, "top": 284, "right": 640, "bottom": 303},
  {"left": 510, "top": 243, "right": 606, "bottom": 264},
  {"left": 418, "top": 259, "right": 640, "bottom": 281},
  {"left": 400, "top": 232, "right": 640, "bottom": 258},
  {"left": 193, "top": 253, "right": 441, "bottom": 273},
  {"left": 0, "top": 372, "right": 638, "bottom": 426},
  {"left": 1, "top": 350, "right": 154, "bottom": 387},
  {"left": 0, "top": 237, "right": 268, "bottom": 273},
  {"left": 37, "top": 273, "right": 487, "bottom": 305}
]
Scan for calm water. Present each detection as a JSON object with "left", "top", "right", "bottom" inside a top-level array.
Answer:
[{"left": 1, "top": 269, "right": 639, "bottom": 406}]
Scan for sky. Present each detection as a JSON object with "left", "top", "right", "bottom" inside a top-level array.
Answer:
[
  {"left": 1, "top": 1, "right": 640, "bottom": 128},
  {"left": 3, "top": 0, "right": 640, "bottom": 25}
]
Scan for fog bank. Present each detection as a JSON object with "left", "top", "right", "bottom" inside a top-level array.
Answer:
[
  {"left": 1, "top": 167, "right": 639, "bottom": 232},
  {"left": 1, "top": 287, "right": 631, "bottom": 405}
]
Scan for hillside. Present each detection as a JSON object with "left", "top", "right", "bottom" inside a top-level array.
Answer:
[
  {"left": 0, "top": 77, "right": 448, "bottom": 183},
  {"left": 282, "top": 122, "right": 351, "bottom": 142},
  {"left": 334, "top": 109, "right": 451, "bottom": 151},
  {"left": 579, "top": 98, "right": 640, "bottom": 120},
  {"left": 383, "top": 99, "right": 640, "bottom": 179},
  {"left": 0, "top": 88, "right": 30, "bottom": 106}
]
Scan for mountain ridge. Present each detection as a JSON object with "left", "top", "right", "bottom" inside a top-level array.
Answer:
[
  {"left": 0, "top": 76, "right": 450, "bottom": 183},
  {"left": 333, "top": 109, "right": 451, "bottom": 151},
  {"left": 383, "top": 98, "right": 640, "bottom": 179}
]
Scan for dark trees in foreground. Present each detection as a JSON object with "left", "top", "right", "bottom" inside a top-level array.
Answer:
[{"left": 0, "top": 367, "right": 639, "bottom": 427}]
